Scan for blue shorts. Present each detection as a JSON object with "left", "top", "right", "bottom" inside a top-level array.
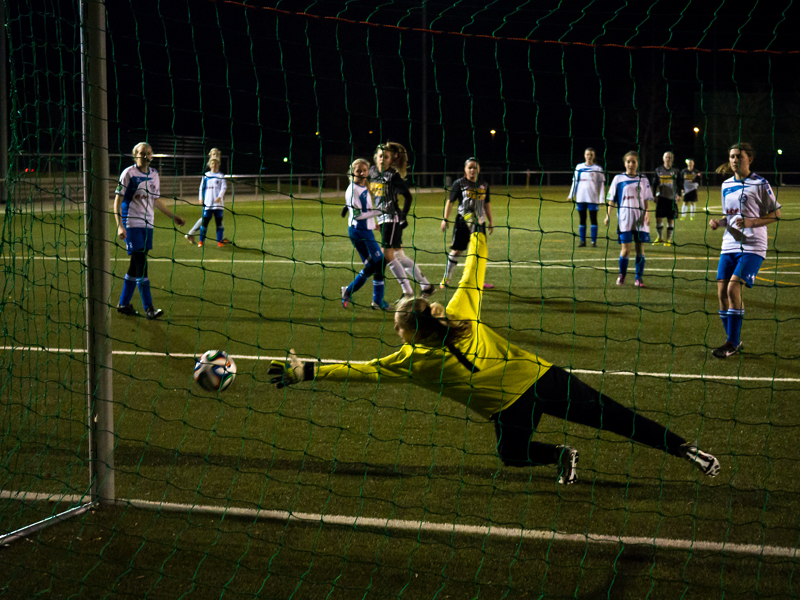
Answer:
[
  {"left": 125, "top": 227, "right": 153, "bottom": 255},
  {"left": 618, "top": 230, "right": 651, "bottom": 244},
  {"left": 577, "top": 202, "right": 600, "bottom": 212},
  {"left": 717, "top": 252, "right": 764, "bottom": 288},
  {"left": 349, "top": 227, "right": 384, "bottom": 265}
]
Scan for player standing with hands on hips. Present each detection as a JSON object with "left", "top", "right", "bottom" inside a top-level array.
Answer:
[
  {"left": 440, "top": 157, "right": 495, "bottom": 289},
  {"left": 709, "top": 142, "right": 780, "bottom": 359},
  {"left": 568, "top": 147, "right": 605, "bottom": 248},
  {"left": 115, "top": 142, "right": 185, "bottom": 319},
  {"left": 605, "top": 151, "right": 654, "bottom": 288},
  {"left": 652, "top": 151, "right": 682, "bottom": 247}
]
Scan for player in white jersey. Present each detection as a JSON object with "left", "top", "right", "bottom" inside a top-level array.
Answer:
[
  {"left": 604, "top": 151, "right": 654, "bottom": 287},
  {"left": 708, "top": 143, "right": 780, "bottom": 359},
  {"left": 340, "top": 158, "right": 389, "bottom": 310},
  {"left": 185, "top": 148, "right": 230, "bottom": 247},
  {"left": 568, "top": 147, "right": 605, "bottom": 247},
  {"left": 680, "top": 158, "right": 702, "bottom": 221},
  {"left": 114, "top": 142, "right": 185, "bottom": 319}
]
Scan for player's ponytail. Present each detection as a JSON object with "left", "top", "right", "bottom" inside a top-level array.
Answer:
[
  {"left": 384, "top": 141, "right": 408, "bottom": 179},
  {"left": 394, "top": 298, "right": 472, "bottom": 347}
]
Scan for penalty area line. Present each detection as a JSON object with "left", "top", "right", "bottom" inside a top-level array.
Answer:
[
  {"left": 2, "top": 346, "right": 798, "bottom": 383},
  {"left": 0, "top": 491, "right": 796, "bottom": 559}
]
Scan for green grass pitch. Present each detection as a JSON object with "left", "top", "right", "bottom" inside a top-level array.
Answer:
[{"left": 1, "top": 185, "right": 799, "bottom": 598}]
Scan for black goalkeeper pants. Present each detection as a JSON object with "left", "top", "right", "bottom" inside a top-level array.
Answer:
[{"left": 491, "top": 366, "right": 686, "bottom": 467}]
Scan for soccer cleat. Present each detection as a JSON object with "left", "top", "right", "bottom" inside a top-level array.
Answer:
[
  {"left": 663, "top": 240, "right": 673, "bottom": 247},
  {"left": 185, "top": 234, "right": 195, "bottom": 244},
  {"left": 217, "top": 241, "right": 224, "bottom": 247},
  {"left": 578, "top": 241, "right": 586, "bottom": 248},
  {"left": 222, "top": 238, "right": 231, "bottom": 244},
  {"left": 712, "top": 341, "right": 743, "bottom": 359},
  {"left": 616, "top": 275, "right": 625, "bottom": 286},
  {"left": 690, "top": 217, "right": 695, "bottom": 221},
  {"left": 591, "top": 241, "right": 597, "bottom": 248},
  {"left": 341, "top": 286, "right": 351, "bottom": 309},
  {"left": 371, "top": 300, "right": 393, "bottom": 311},
  {"left": 555, "top": 445, "right": 579, "bottom": 485},
  {"left": 421, "top": 285, "right": 436, "bottom": 299},
  {"left": 145, "top": 307, "right": 163, "bottom": 320},
  {"left": 483, "top": 282, "right": 495, "bottom": 290},
  {"left": 679, "top": 216, "right": 686, "bottom": 221},
  {"left": 652, "top": 237, "right": 662, "bottom": 246},
  {"left": 116, "top": 303, "right": 139, "bottom": 317},
  {"left": 198, "top": 241, "right": 204, "bottom": 248},
  {"left": 634, "top": 279, "right": 646, "bottom": 288},
  {"left": 680, "top": 442, "right": 720, "bottom": 477}
]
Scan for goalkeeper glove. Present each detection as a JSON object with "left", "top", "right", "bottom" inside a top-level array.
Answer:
[{"left": 268, "top": 349, "right": 316, "bottom": 388}]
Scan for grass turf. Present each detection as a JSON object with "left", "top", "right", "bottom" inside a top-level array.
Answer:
[{"left": 1, "top": 185, "right": 799, "bottom": 598}]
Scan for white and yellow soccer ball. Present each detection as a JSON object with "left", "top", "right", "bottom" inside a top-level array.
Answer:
[{"left": 193, "top": 350, "right": 237, "bottom": 392}]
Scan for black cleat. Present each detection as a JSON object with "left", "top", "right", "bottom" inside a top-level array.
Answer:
[
  {"left": 578, "top": 241, "right": 587, "bottom": 247},
  {"left": 555, "top": 445, "right": 579, "bottom": 485},
  {"left": 680, "top": 442, "right": 720, "bottom": 477},
  {"left": 421, "top": 285, "right": 436, "bottom": 299},
  {"left": 145, "top": 307, "right": 163, "bottom": 320},
  {"left": 116, "top": 303, "right": 139, "bottom": 317},
  {"left": 711, "top": 341, "right": 743, "bottom": 359}
]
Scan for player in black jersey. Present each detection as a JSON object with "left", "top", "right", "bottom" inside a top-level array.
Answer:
[
  {"left": 680, "top": 158, "right": 702, "bottom": 221},
  {"left": 651, "top": 151, "right": 683, "bottom": 247},
  {"left": 370, "top": 142, "right": 434, "bottom": 303},
  {"left": 440, "top": 157, "right": 494, "bottom": 288}
]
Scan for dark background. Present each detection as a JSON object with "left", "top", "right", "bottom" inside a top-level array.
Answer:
[{"left": 6, "top": 0, "right": 799, "bottom": 181}]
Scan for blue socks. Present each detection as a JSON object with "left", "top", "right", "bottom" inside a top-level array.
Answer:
[
  {"left": 137, "top": 277, "right": 153, "bottom": 311},
  {"left": 349, "top": 271, "right": 368, "bottom": 295},
  {"left": 727, "top": 308, "right": 744, "bottom": 346},
  {"left": 199, "top": 225, "right": 207, "bottom": 242},
  {"left": 619, "top": 256, "right": 629, "bottom": 277},
  {"left": 372, "top": 280, "right": 385, "bottom": 304},
  {"left": 590, "top": 225, "right": 598, "bottom": 243},
  {"left": 119, "top": 274, "right": 137, "bottom": 307},
  {"left": 635, "top": 255, "right": 645, "bottom": 280}
]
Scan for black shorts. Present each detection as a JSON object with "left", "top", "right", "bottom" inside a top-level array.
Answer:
[
  {"left": 683, "top": 190, "right": 698, "bottom": 203},
  {"left": 450, "top": 215, "right": 472, "bottom": 252},
  {"left": 380, "top": 221, "right": 404, "bottom": 249},
  {"left": 655, "top": 196, "right": 677, "bottom": 220}
]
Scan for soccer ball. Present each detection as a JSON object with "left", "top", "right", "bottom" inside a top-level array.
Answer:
[{"left": 194, "top": 350, "right": 237, "bottom": 392}]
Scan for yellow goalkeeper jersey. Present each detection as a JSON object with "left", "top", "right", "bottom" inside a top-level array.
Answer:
[{"left": 314, "top": 232, "right": 551, "bottom": 420}]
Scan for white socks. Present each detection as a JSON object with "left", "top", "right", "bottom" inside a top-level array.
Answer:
[
  {"left": 388, "top": 259, "right": 414, "bottom": 295},
  {"left": 395, "top": 250, "right": 430, "bottom": 287}
]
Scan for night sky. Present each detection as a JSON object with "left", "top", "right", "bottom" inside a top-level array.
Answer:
[{"left": 7, "top": 0, "right": 800, "bottom": 178}]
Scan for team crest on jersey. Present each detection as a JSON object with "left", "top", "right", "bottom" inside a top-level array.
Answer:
[{"left": 369, "top": 182, "right": 385, "bottom": 197}]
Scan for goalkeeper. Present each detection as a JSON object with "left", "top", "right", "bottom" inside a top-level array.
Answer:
[{"left": 270, "top": 228, "right": 720, "bottom": 485}]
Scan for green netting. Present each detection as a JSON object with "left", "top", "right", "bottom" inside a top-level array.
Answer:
[{"left": 2, "top": 1, "right": 800, "bottom": 598}]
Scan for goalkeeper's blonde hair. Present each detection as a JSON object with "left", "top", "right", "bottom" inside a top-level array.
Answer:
[{"left": 393, "top": 297, "right": 471, "bottom": 347}]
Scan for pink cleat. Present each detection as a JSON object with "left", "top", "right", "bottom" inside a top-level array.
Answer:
[
  {"left": 616, "top": 275, "right": 625, "bottom": 286},
  {"left": 483, "top": 282, "right": 495, "bottom": 290},
  {"left": 635, "top": 279, "right": 646, "bottom": 288}
]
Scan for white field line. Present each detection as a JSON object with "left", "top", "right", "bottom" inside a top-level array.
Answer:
[
  {"left": 0, "top": 491, "right": 796, "bottom": 559},
  {"left": 2, "top": 347, "right": 798, "bottom": 383},
  {"left": 4, "top": 254, "right": 800, "bottom": 276}
]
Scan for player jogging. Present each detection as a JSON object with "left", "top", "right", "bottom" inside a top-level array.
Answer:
[
  {"left": 269, "top": 229, "right": 721, "bottom": 485},
  {"left": 440, "top": 157, "right": 495, "bottom": 288},
  {"left": 341, "top": 158, "right": 389, "bottom": 310},
  {"left": 114, "top": 142, "right": 185, "bottom": 319},
  {"left": 708, "top": 142, "right": 780, "bottom": 359},
  {"left": 605, "top": 151, "right": 654, "bottom": 288},
  {"left": 568, "top": 147, "right": 605, "bottom": 248},
  {"left": 370, "top": 142, "right": 435, "bottom": 303},
  {"left": 680, "top": 158, "right": 702, "bottom": 221},
  {"left": 652, "top": 151, "right": 683, "bottom": 246}
]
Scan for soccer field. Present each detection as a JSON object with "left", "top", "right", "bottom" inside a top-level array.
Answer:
[{"left": 2, "top": 185, "right": 800, "bottom": 598}]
